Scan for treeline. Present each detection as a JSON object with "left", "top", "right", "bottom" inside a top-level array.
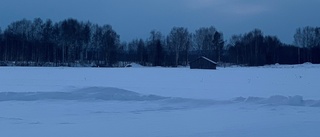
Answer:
[
  {"left": 227, "top": 28, "right": 320, "bottom": 66},
  {"left": 0, "top": 18, "right": 319, "bottom": 67},
  {"left": 0, "top": 18, "right": 119, "bottom": 67}
]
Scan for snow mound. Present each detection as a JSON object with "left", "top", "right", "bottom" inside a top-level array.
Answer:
[
  {"left": 233, "top": 95, "right": 320, "bottom": 107},
  {"left": 242, "top": 95, "right": 304, "bottom": 106},
  {"left": 0, "top": 87, "right": 167, "bottom": 101},
  {"left": 263, "top": 62, "right": 320, "bottom": 69},
  {"left": 1, "top": 87, "right": 320, "bottom": 108},
  {"left": 263, "top": 95, "right": 304, "bottom": 106},
  {"left": 309, "top": 100, "right": 320, "bottom": 107}
]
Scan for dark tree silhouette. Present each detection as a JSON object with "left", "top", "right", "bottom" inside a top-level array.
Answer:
[
  {"left": 0, "top": 18, "right": 319, "bottom": 67},
  {"left": 167, "top": 27, "right": 190, "bottom": 66}
]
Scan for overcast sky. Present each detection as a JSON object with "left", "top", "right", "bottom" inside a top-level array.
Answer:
[{"left": 0, "top": 0, "right": 319, "bottom": 44}]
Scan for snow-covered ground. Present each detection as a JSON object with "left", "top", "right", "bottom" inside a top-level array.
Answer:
[{"left": 1, "top": 64, "right": 320, "bottom": 137}]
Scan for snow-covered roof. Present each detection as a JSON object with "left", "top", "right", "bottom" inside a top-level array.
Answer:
[
  {"left": 190, "top": 56, "right": 217, "bottom": 64},
  {"left": 200, "top": 56, "right": 217, "bottom": 64}
]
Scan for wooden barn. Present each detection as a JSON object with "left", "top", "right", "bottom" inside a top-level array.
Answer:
[{"left": 189, "top": 56, "right": 217, "bottom": 70}]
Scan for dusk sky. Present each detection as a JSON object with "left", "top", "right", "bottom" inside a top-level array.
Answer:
[{"left": 1, "top": 0, "right": 319, "bottom": 44}]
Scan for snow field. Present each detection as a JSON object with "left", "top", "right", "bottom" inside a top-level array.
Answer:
[
  {"left": 1, "top": 65, "right": 319, "bottom": 100},
  {"left": 1, "top": 65, "right": 320, "bottom": 137}
]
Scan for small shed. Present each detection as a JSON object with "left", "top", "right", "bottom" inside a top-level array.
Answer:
[{"left": 189, "top": 56, "right": 217, "bottom": 70}]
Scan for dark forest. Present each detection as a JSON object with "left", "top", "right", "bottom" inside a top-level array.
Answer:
[{"left": 0, "top": 18, "right": 319, "bottom": 67}]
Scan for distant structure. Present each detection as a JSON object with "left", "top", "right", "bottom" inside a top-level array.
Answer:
[{"left": 189, "top": 56, "right": 217, "bottom": 70}]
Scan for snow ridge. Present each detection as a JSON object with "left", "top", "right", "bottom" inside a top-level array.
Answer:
[
  {"left": 233, "top": 95, "right": 320, "bottom": 107},
  {"left": 1, "top": 87, "right": 320, "bottom": 108},
  {"left": 0, "top": 87, "right": 167, "bottom": 101}
]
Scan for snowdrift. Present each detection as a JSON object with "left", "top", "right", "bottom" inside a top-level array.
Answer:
[
  {"left": 0, "top": 87, "right": 167, "bottom": 101},
  {"left": 234, "top": 95, "right": 304, "bottom": 106},
  {"left": 233, "top": 95, "right": 320, "bottom": 107},
  {"left": 1, "top": 87, "right": 320, "bottom": 108}
]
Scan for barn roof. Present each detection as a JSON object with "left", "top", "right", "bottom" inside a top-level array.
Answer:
[{"left": 190, "top": 56, "right": 217, "bottom": 65}]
